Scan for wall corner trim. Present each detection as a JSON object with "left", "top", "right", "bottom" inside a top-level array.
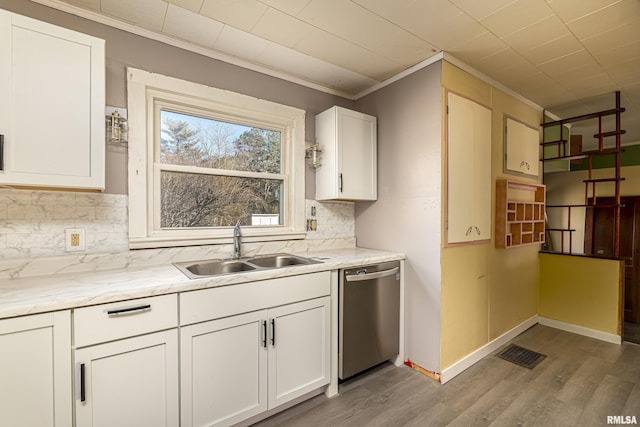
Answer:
[
  {"left": 440, "top": 315, "right": 539, "bottom": 384},
  {"left": 538, "top": 317, "right": 622, "bottom": 345}
]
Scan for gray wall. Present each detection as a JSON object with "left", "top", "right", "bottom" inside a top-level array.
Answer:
[
  {"left": 355, "top": 62, "right": 443, "bottom": 372},
  {"left": 1, "top": 0, "right": 354, "bottom": 195}
]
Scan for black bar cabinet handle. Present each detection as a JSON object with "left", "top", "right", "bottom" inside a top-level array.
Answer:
[
  {"left": 80, "top": 363, "right": 86, "bottom": 402},
  {"left": 270, "top": 319, "right": 276, "bottom": 346},
  {"left": 107, "top": 304, "right": 151, "bottom": 316},
  {"left": 0, "top": 134, "right": 4, "bottom": 171},
  {"left": 339, "top": 173, "right": 343, "bottom": 193},
  {"left": 262, "top": 320, "right": 267, "bottom": 348}
]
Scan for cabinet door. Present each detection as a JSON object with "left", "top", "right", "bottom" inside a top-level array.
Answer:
[
  {"left": 75, "top": 330, "right": 179, "bottom": 427},
  {"left": 0, "top": 10, "right": 105, "bottom": 189},
  {"left": 0, "top": 312, "right": 72, "bottom": 427},
  {"left": 268, "top": 296, "right": 330, "bottom": 408},
  {"left": 0, "top": 11, "right": 9, "bottom": 155},
  {"left": 315, "top": 106, "right": 377, "bottom": 201},
  {"left": 472, "top": 103, "right": 492, "bottom": 241},
  {"left": 337, "top": 108, "right": 377, "bottom": 200},
  {"left": 505, "top": 117, "right": 539, "bottom": 177},
  {"left": 447, "top": 92, "right": 491, "bottom": 243},
  {"left": 181, "top": 311, "right": 267, "bottom": 427}
]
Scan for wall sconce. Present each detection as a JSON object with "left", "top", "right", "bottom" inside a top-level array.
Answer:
[
  {"left": 105, "top": 106, "right": 128, "bottom": 144},
  {"left": 305, "top": 143, "right": 322, "bottom": 168}
]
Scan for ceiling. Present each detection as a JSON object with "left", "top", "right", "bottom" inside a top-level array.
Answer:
[{"left": 42, "top": 0, "right": 640, "bottom": 148}]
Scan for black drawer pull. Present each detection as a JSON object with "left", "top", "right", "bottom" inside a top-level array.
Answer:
[
  {"left": 106, "top": 304, "right": 151, "bottom": 316},
  {"left": 0, "top": 134, "right": 4, "bottom": 171},
  {"left": 270, "top": 319, "right": 276, "bottom": 346},
  {"left": 80, "top": 363, "right": 86, "bottom": 402},
  {"left": 262, "top": 320, "right": 267, "bottom": 348}
]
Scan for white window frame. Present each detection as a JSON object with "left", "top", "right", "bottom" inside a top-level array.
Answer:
[{"left": 127, "top": 68, "right": 306, "bottom": 249}]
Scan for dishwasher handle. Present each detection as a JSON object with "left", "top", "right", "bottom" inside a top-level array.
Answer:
[{"left": 345, "top": 266, "right": 399, "bottom": 282}]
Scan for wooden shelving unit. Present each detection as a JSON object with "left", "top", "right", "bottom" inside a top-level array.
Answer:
[
  {"left": 496, "top": 180, "right": 546, "bottom": 248},
  {"left": 541, "top": 91, "right": 625, "bottom": 256}
]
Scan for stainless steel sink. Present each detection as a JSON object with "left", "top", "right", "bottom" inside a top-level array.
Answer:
[
  {"left": 174, "top": 253, "right": 321, "bottom": 279},
  {"left": 246, "top": 253, "right": 320, "bottom": 268},
  {"left": 175, "top": 259, "right": 256, "bottom": 278}
]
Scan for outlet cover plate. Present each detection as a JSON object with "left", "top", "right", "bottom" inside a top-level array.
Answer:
[{"left": 65, "top": 228, "right": 86, "bottom": 252}]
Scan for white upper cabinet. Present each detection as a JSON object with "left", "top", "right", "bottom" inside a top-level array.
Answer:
[
  {"left": 315, "top": 106, "right": 377, "bottom": 201},
  {"left": 504, "top": 116, "right": 540, "bottom": 177},
  {"left": 446, "top": 92, "right": 492, "bottom": 244},
  {"left": 0, "top": 10, "right": 105, "bottom": 190}
]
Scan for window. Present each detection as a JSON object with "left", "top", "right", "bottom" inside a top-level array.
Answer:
[
  {"left": 127, "top": 68, "right": 306, "bottom": 248},
  {"left": 158, "top": 110, "right": 284, "bottom": 228}
]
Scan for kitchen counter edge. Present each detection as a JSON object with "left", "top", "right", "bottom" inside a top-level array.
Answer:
[{"left": 0, "top": 247, "right": 405, "bottom": 320}]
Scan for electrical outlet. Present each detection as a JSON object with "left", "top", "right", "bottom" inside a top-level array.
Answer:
[{"left": 65, "top": 228, "right": 86, "bottom": 252}]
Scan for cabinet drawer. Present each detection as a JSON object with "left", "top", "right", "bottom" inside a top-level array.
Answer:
[
  {"left": 180, "top": 271, "right": 331, "bottom": 326},
  {"left": 74, "top": 294, "right": 178, "bottom": 347}
]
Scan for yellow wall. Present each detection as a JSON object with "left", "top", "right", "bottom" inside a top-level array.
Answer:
[
  {"left": 488, "top": 88, "right": 541, "bottom": 340},
  {"left": 440, "top": 61, "right": 542, "bottom": 369},
  {"left": 539, "top": 253, "right": 622, "bottom": 334},
  {"left": 441, "top": 245, "right": 489, "bottom": 368}
]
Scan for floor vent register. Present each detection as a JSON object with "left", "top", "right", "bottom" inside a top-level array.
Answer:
[{"left": 496, "top": 344, "right": 547, "bottom": 369}]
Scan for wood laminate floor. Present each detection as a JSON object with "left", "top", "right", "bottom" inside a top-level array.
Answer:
[
  {"left": 625, "top": 322, "right": 640, "bottom": 344},
  {"left": 254, "top": 325, "right": 640, "bottom": 427}
]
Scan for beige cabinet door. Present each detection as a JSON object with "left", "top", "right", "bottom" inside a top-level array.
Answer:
[
  {"left": 505, "top": 116, "right": 540, "bottom": 177},
  {"left": 447, "top": 92, "right": 492, "bottom": 244}
]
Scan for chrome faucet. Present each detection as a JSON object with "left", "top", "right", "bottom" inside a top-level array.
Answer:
[{"left": 233, "top": 220, "right": 242, "bottom": 259}]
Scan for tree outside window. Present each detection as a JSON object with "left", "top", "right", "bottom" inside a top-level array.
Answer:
[{"left": 159, "top": 110, "right": 283, "bottom": 229}]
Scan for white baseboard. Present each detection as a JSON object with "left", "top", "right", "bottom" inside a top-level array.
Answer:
[
  {"left": 440, "top": 315, "right": 538, "bottom": 384},
  {"left": 438, "top": 316, "right": 622, "bottom": 384},
  {"left": 538, "top": 317, "right": 622, "bottom": 344}
]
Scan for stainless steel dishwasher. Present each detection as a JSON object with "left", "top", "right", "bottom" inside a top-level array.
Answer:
[{"left": 339, "top": 260, "right": 400, "bottom": 380}]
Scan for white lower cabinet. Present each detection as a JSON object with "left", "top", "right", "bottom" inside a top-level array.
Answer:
[
  {"left": 2, "top": 272, "right": 332, "bottom": 427},
  {"left": 0, "top": 311, "right": 72, "bottom": 427},
  {"left": 181, "top": 311, "right": 267, "bottom": 427},
  {"left": 181, "top": 296, "right": 331, "bottom": 427},
  {"left": 74, "top": 330, "right": 179, "bottom": 427},
  {"left": 73, "top": 295, "right": 179, "bottom": 427},
  {"left": 268, "top": 298, "right": 331, "bottom": 408}
]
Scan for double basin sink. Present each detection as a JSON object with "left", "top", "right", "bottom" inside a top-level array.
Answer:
[{"left": 174, "top": 253, "right": 322, "bottom": 279}]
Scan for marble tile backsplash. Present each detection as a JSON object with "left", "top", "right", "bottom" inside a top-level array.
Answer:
[
  {"left": 0, "top": 189, "right": 356, "bottom": 279},
  {"left": 0, "top": 189, "right": 129, "bottom": 259},
  {"left": 305, "top": 199, "right": 355, "bottom": 239}
]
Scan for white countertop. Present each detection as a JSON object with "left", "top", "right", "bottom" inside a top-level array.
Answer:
[{"left": 0, "top": 247, "right": 404, "bottom": 320}]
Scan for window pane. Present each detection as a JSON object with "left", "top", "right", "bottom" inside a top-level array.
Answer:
[
  {"left": 160, "top": 110, "right": 281, "bottom": 173},
  {"left": 160, "top": 171, "right": 283, "bottom": 228}
]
